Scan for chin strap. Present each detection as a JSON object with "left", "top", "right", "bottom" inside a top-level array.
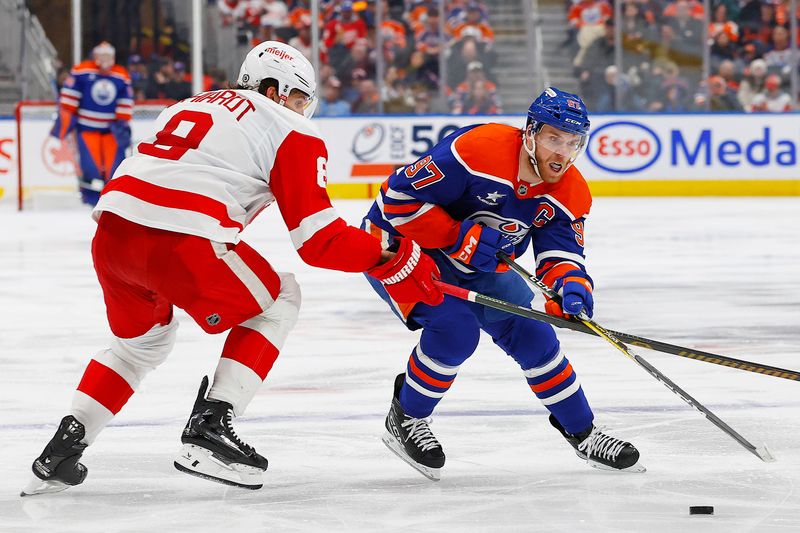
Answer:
[{"left": 521, "top": 131, "right": 542, "bottom": 179}]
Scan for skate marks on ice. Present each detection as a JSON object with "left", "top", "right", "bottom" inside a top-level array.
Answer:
[{"left": 1, "top": 199, "right": 799, "bottom": 531}]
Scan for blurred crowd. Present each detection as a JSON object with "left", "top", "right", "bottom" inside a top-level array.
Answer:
[
  {"left": 217, "top": 0, "right": 502, "bottom": 115},
  {"left": 571, "top": 0, "right": 799, "bottom": 113},
  {"left": 50, "top": 0, "right": 800, "bottom": 118}
]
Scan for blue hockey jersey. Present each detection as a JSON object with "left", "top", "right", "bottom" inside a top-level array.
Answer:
[
  {"left": 57, "top": 60, "right": 133, "bottom": 136},
  {"left": 363, "top": 123, "right": 592, "bottom": 286}
]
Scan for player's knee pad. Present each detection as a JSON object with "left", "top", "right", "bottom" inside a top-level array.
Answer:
[
  {"left": 486, "top": 315, "right": 560, "bottom": 370},
  {"left": 109, "top": 317, "right": 179, "bottom": 379},
  {"left": 238, "top": 272, "right": 301, "bottom": 351},
  {"left": 420, "top": 316, "right": 480, "bottom": 366}
]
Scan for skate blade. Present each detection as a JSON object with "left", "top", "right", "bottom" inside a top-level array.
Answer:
[
  {"left": 587, "top": 458, "right": 646, "bottom": 473},
  {"left": 381, "top": 432, "right": 441, "bottom": 481},
  {"left": 20, "top": 477, "right": 70, "bottom": 497},
  {"left": 174, "top": 443, "right": 265, "bottom": 490}
]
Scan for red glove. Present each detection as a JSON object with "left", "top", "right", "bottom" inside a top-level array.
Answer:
[{"left": 367, "top": 238, "right": 444, "bottom": 306}]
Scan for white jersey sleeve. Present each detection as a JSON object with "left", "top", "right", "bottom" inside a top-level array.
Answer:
[{"left": 94, "top": 89, "right": 382, "bottom": 271}]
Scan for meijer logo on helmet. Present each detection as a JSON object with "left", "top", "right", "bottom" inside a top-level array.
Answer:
[
  {"left": 587, "top": 121, "right": 661, "bottom": 173},
  {"left": 265, "top": 47, "right": 294, "bottom": 61}
]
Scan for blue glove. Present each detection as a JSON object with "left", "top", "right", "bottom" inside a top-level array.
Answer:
[
  {"left": 109, "top": 120, "right": 132, "bottom": 147},
  {"left": 443, "top": 220, "right": 514, "bottom": 272},
  {"left": 546, "top": 270, "right": 594, "bottom": 318}
]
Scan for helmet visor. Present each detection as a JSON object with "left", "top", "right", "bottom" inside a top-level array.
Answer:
[
  {"left": 282, "top": 89, "right": 317, "bottom": 118},
  {"left": 533, "top": 127, "right": 587, "bottom": 160},
  {"left": 302, "top": 94, "right": 318, "bottom": 118}
]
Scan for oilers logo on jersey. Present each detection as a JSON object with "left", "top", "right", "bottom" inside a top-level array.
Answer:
[
  {"left": 90, "top": 79, "right": 118, "bottom": 106},
  {"left": 468, "top": 211, "right": 529, "bottom": 245}
]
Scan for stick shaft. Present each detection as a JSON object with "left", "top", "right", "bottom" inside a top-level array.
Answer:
[
  {"left": 494, "top": 255, "right": 773, "bottom": 462},
  {"left": 433, "top": 279, "right": 800, "bottom": 381}
]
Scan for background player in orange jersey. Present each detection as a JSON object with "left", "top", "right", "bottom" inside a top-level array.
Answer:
[{"left": 52, "top": 42, "right": 133, "bottom": 205}]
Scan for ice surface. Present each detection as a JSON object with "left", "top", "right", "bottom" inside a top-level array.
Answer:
[{"left": 1, "top": 198, "right": 799, "bottom": 532}]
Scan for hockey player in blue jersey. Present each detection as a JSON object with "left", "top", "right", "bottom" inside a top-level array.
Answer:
[
  {"left": 53, "top": 42, "right": 134, "bottom": 206},
  {"left": 362, "top": 87, "right": 644, "bottom": 480}
]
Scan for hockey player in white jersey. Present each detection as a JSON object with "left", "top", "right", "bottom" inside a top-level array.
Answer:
[{"left": 22, "top": 42, "right": 443, "bottom": 495}]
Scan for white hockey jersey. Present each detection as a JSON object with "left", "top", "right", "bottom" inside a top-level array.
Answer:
[{"left": 94, "top": 89, "right": 382, "bottom": 272}]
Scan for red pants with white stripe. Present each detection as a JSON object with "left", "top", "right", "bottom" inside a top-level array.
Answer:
[{"left": 72, "top": 212, "right": 299, "bottom": 443}]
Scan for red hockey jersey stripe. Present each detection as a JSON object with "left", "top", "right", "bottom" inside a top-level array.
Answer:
[{"left": 102, "top": 175, "right": 244, "bottom": 231}]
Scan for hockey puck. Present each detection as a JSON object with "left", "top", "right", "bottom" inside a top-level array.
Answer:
[{"left": 689, "top": 506, "right": 714, "bottom": 515}]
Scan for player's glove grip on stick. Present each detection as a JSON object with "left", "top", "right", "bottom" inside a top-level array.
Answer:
[
  {"left": 367, "top": 238, "right": 444, "bottom": 306},
  {"left": 444, "top": 220, "right": 514, "bottom": 272},
  {"left": 545, "top": 270, "right": 594, "bottom": 318}
]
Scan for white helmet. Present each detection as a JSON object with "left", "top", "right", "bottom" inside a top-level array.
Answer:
[
  {"left": 237, "top": 41, "right": 317, "bottom": 118},
  {"left": 92, "top": 41, "right": 115, "bottom": 70}
]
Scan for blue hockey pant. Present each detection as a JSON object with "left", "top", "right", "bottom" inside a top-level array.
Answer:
[{"left": 366, "top": 258, "right": 594, "bottom": 435}]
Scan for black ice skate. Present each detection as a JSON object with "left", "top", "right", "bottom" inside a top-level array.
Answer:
[
  {"left": 21, "top": 415, "right": 88, "bottom": 497},
  {"left": 173, "top": 376, "right": 268, "bottom": 489},
  {"left": 549, "top": 414, "right": 645, "bottom": 473},
  {"left": 381, "top": 373, "right": 445, "bottom": 481}
]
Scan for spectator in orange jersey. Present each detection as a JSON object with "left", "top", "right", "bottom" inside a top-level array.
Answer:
[
  {"left": 451, "top": 2, "right": 494, "bottom": 45},
  {"left": 662, "top": 0, "right": 704, "bottom": 20},
  {"left": 740, "top": 0, "right": 776, "bottom": 46},
  {"left": 568, "top": 0, "right": 612, "bottom": 67},
  {"left": 460, "top": 78, "right": 501, "bottom": 115},
  {"left": 708, "top": 2, "right": 739, "bottom": 43},
  {"left": 451, "top": 61, "right": 498, "bottom": 113}
]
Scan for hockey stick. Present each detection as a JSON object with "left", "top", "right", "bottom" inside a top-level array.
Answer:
[
  {"left": 493, "top": 253, "right": 775, "bottom": 463},
  {"left": 431, "top": 280, "right": 799, "bottom": 382}
]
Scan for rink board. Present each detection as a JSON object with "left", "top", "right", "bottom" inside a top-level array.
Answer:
[{"left": 3, "top": 112, "right": 800, "bottom": 205}]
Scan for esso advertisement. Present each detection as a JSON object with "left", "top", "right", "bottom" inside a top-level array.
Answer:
[
  {"left": 316, "top": 113, "right": 800, "bottom": 183},
  {"left": 588, "top": 121, "right": 661, "bottom": 174},
  {"left": 585, "top": 114, "right": 800, "bottom": 180}
]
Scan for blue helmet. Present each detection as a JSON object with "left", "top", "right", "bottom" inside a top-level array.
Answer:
[{"left": 526, "top": 87, "right": 590, "bottom": 136}]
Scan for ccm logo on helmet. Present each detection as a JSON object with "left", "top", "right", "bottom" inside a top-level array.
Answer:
[
  {"left": 587, "top": 121, "right": 661, "bottom": 174},
  {"left": 262, "top": 47, "right": 294, "bottom": 61}
]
